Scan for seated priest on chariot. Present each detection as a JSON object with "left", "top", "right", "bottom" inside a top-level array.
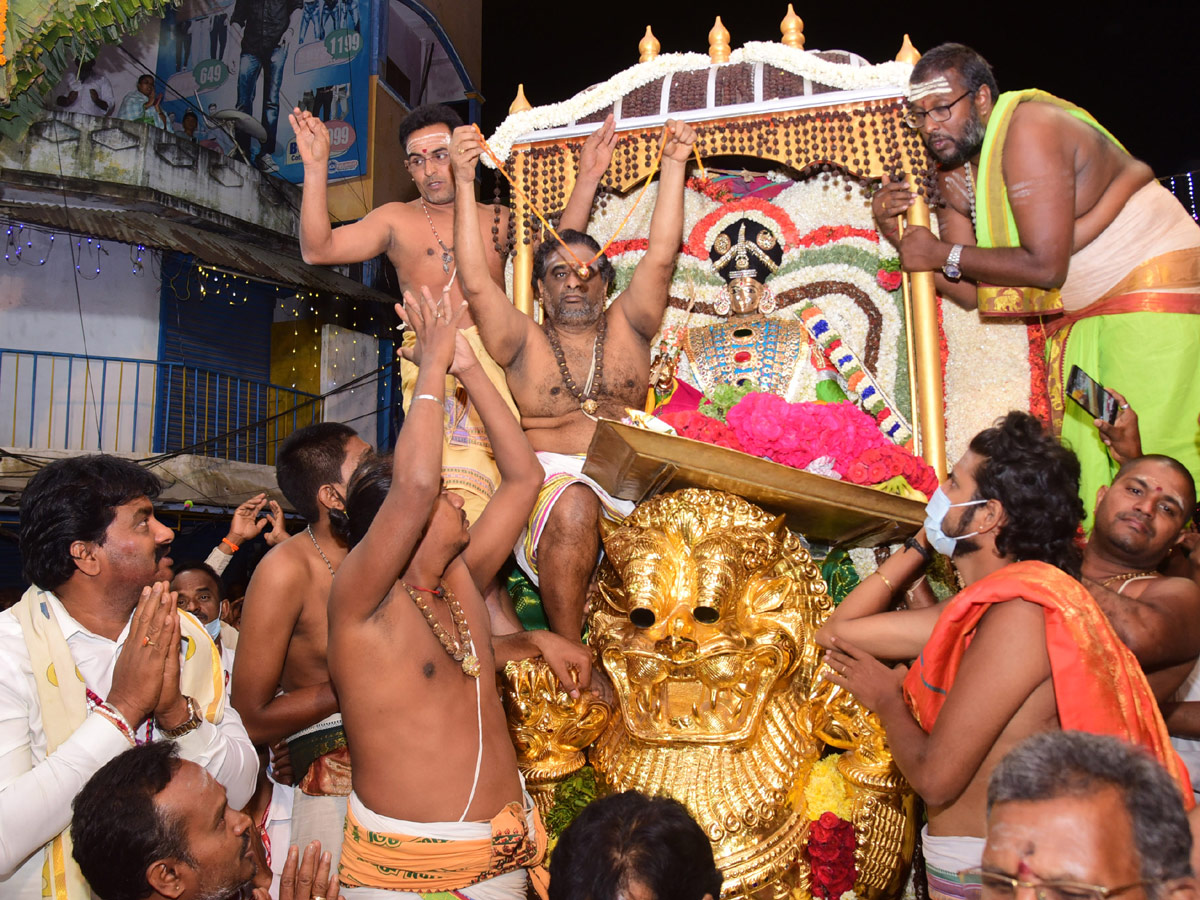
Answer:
[{"left": 449, "top": 118, "right": 697, "bottom": 643}]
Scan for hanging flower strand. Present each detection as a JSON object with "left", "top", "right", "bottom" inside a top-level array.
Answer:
[{"left": 472, "top": 121, "right": 704, "bottom": 278}]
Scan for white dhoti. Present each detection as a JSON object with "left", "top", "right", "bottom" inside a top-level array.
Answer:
[
  {"left": 514, "top": 451, "right": 635, "bottom": 586},
  {"left": 922, "top": 826, "right": 984, "bottom": 900}
]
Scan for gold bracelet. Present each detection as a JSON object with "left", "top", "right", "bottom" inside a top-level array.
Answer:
[
  {"left": 875, "top": 570, "right": 895, "bottom": 592},
  {"left": 413, "top": 394, "right": 441, "bottom": 404}
]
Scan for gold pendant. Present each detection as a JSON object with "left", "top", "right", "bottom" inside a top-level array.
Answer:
[
  {"left": 582, "top": 398, "right": 598, "bottom": 415},
  {"left": 461, "top": 654, "right": 481, "bottom": 678}
]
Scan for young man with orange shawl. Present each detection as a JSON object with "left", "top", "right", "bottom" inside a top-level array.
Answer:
[
  {"left": 817, "top": 411, "right": 1191, "bottom": 900},
  {"left": 873, "top": 43, "right": 1200, "bottom": 533}
]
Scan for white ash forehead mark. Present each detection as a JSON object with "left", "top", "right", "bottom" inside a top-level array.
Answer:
[
  {"left": 406, "top": 133, "right": 451, "bottom": 154},
  {"left": 907, "top": 76, "right": 953, "bottom": 102}
]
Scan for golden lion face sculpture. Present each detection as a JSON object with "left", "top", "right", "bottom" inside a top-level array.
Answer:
[
  {"left": 588, "top": 490, "right": 838, "bottom": 897},
  {"left": 503, "top": 489, "right": 914, "bottom": 900},
  {"left": 592, "top": 492, "right": 829, "bottom": 746}
]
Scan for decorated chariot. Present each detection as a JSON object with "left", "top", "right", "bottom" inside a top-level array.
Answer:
[{"left": 482, "top": 11, "right": 1036, "bottom": 898}]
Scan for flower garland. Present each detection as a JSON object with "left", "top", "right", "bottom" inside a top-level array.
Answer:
[
  {"left": 794, "top": 299, "right": 912, "bottom": 446},
  {"left": 726, "top": 394, "right": 889, "bottom": 473},
  {"left": 729, "top": 42, "right": 911, "bottom": 93},
  {"left": 485, "top": 52, "right": 711, "bottom": 165},
  {"left": 484, "top": 47, "right": 911, "bottom": 164},
  {"left": 802, "top": 754, "right": 858, "bottom": 900}
]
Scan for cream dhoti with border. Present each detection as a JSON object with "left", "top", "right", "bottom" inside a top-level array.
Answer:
[{"left": 515, "top": 451, "right": 635, "bottom": 585}]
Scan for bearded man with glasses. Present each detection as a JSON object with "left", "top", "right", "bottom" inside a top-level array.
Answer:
[
  {"left": 964, "top": 732, "right": 1198, "bottom": 900},
  {"left": 873, "top": 42, "right": 1200, "bottom": 535}
]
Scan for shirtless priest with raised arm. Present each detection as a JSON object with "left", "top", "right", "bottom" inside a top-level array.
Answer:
[
  {"left": 449, "top": 118, "right": 696, "bottom": 641},
  {"left": 329, "top": 288, "right": 590, "bottom": 900},
  {"left": 290, "top": 105, "right": 614, "bottom": 525}
]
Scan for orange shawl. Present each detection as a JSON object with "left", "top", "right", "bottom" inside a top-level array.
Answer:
[
  {"left": 902, "top": 560, "right": 1192, "bottom": 803},
  {"left": 339, "top": 798, "right": 549, "bottom": 898}
]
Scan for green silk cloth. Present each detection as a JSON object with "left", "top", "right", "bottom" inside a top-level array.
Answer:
[
  {"left": 974, "top": 90, "right": 1125, "bottom": 316},
  {"left": 1055, "top": 311, "right": 1200, "bottom": 532}
]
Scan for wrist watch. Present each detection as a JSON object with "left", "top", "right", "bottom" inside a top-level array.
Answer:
[
  {"left": 157, "top": 696, "right": 203, "bottom": 739},
  {"left": 942, "top": 244, "right": 964, "bottom": 281}
]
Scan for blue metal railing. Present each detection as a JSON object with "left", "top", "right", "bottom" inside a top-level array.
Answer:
[{"left": 0, "top": 348, "right": 322, "bottom": 464}]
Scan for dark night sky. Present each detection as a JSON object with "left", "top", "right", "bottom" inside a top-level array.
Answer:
[{"left": 481, "top": 2, "right": 1200, "bottom": 177}]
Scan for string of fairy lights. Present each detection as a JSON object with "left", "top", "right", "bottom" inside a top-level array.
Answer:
[
  {"left": 4, "top": 220, "right": 148, "bottom": 275},
  {"left": 1163, "top": 172, "right": 1199, "bottom": 222}
]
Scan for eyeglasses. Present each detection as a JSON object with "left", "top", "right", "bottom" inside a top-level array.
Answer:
[
  {"left": 406, "top": 149, "right": 450, "bottom": 170},
  {"left": 904, "top": 90, "right": 975, "bottom": 129},
  {"left": 960, "top": 867, "right": 1157, "bottom": 900}
]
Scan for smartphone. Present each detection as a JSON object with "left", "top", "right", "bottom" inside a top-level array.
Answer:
[{"left": 1066, "top": 365, "right": 1120, "bottom": 425}]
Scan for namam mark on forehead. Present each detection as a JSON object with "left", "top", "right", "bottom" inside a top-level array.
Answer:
[
  {"left": 907, "top": 76, "right": 954, "bottom": 102},
  {"left": 406, "top": 132, "right": 450, "bottom": 156}
]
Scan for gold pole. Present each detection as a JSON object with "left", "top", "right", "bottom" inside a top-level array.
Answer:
[
  {"left": 511, "top": 148, "right": 534, "bottom": 317},
  {"left": 904, "top": 190, "right": 948, "bottom": 481},
  {"left": 899, "top": 263, "right": 921, "bottom": 458}
]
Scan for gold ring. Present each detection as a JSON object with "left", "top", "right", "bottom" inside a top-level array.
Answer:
[
  {"left": 144, "top": 638, "right": 157, "bottom": 648},
  {"left": 458, "top": 147, "right": 468, "bottom": 154},
  {"left": 313, "top": 895, "right": 326, "bottom": 900}
]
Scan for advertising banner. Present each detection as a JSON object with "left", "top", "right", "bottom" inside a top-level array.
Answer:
[{"left": 156, "top": 0, "right": 372, "bottom": 183}]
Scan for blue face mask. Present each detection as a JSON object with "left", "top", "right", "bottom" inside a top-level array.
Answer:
[
  {"left": 923, "top": 486, "right": 987, "bottom": 557},
  {"left": 204, "top": 617, "right": 223, "bottom": 641}
]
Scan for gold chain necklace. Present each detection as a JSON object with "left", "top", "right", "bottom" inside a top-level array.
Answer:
[
  {"left": 401, "top": 582, "right": 481, "bottom": 678},
  {"left": 1101, "top": 570, "right": 1160, "bottom": 589}
]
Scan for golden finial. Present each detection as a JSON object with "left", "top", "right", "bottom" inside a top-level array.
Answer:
[
  {"left": 708, "top": 16, "right": 731, "bottom": 64},
  {"left": 895, "top": 34, "right": 921, "bottom": 64},
  {"left": 780, "top": 5, "right": 804, "bottom": 49},
  {"left": 639, "top": 26, "right": 661, "bottom": 62},
  {"left": 509, "top": 84, "right": 532, "bottom": 114}
]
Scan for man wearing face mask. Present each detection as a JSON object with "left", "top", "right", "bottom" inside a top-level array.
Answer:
[
  {"left": 172, "top": 562, "right": 238, "bottom": 690},
  {"left": 816, "top": 411, "right": 1191, "bottom": 900}
]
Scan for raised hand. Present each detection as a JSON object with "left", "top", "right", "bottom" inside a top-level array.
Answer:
[
  {"left": 106, "top": 582, "right": 175, "bottom": 725},
  {"left": 262, "top": 500, "right": 289, "bottom": 546},
  {"left": 660, "top": 118, "right": 697, "bottom": 163},
  {"left": 290, "top": 108, "right": 330, "bottom": 166},
  {"left": 1095, "top": 388, "right": 1141, "bottom": 465},
  {"left": 395, "top": 285, "right": 465, "bottom": 373},
  {"left": 227, "top": 493, "right": 270, "bottom": 546},
  {"left": 448, "top": 330, "right": 480, "bottom": 378},
  {"left": 449, "top": 125, "right": 482, "bottom": 184},
  {"left": 579, "top": 113, "right": 617, "bottom": 181}
]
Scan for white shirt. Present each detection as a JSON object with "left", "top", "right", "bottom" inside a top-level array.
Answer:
[
  {"left": 263, "top": 780, "right": 295, "bottom": 900},
  {"left": 0, "top": 592, "right": 258, "bottom": 897},
  {"left": 61, "top": 72, "right": 115, "bottom": 117},
  {"left": 1172, "top": 659, "right": 1200, "bottom": 799}
]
